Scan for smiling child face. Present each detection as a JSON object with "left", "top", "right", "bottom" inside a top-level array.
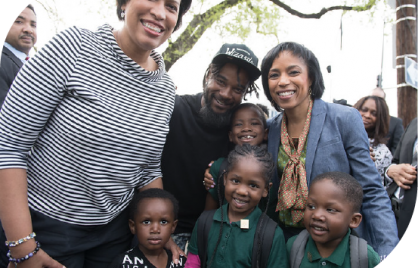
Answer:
[
  {"left": 303, "top": 179, "right": 361, "bottom": 253},
  {"left": 228, "top": 106, "right": 267, "bottom": 146},
  {"left": 224, "top": 157, "right": 268, "bottom": 222}
]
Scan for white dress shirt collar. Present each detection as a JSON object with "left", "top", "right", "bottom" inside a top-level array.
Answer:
[{"left": 4, "top": 42, "right": 28, "bottom": 63}]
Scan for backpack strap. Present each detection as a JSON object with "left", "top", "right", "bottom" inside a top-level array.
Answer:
[
  {"left": 349, "top": 235, "right": 368, "bottom": 268},
  {"left": 289, "top": 229, "right": 368, "bottom": 268},
  {"left": 289, "top": 229, "right": 310, "bottom": 268},
  {"left": 251, "top": 213, "right": 278, "bottom": 268},
  {"left": 197, "top": 210, "right": 216, "bottom": 268}
]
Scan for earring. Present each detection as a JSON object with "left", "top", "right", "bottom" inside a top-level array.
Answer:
[
  {"left": 309, "top": 87, "right": 312, "bottom": 96},
  {"left": 121, "top": 10, "right": 125, "bottom": 19}
]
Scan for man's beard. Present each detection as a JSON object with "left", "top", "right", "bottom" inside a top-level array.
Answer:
[{"left": 199, "top": 89, "right": 233, "bottom": 129}]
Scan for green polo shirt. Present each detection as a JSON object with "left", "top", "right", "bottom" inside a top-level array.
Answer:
[
  {"left": 188, "top": 204, "right": 289, "bottom": 268},
  {"left": 286, "top": 229, "right": 380, "bottom": 268}
]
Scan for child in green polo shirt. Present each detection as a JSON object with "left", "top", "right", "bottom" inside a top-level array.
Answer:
[
  {"left": 204, "top": 103, "right": 268, "bottom": 210},
  {"left": 185, "top": 144, "right": 289, "bottom": 268},
  {"left": 286, "top": 171, "right": 380, "bottom": 268}
]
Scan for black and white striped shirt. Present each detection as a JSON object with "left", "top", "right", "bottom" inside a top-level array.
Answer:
[{"left": 0, "top": 24, "right": 175, "bottom": 225}]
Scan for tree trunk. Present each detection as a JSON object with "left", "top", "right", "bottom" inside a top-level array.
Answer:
[{"left": 396, "top": 0, "right": 417, "bottom": 128}]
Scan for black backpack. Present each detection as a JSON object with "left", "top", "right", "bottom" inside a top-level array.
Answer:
[
  {"left": 289, "top": 229, "right": 368, "bottom": 268},
  {"left": 197, "top": 209, "right": 277, "bottom": 268}
]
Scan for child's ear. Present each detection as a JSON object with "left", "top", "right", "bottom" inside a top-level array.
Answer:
[
  {"left": 263, "top": 128, "right": 269, "bottom": 141},
  {"left": 128, "top": 219, "right": 136, "bottom": 235},
  {"left": 223, "top": 172, "right": 227, "bottom": 186},
  {"left": 349, "top": 212, "right": 362, "bottom": 229},
  {"left": 262, "top": 187, "right": 268, "bottom": 198},
  {"left": 262, "top": 182, "right": 270, "bottom": 198},
  {"left": 171, "top": 219, "right": 178, "bottom": 234}
]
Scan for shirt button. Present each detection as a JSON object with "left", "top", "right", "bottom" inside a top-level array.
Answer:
[{"left": 322, "top": 261, "right": 327, "bottom": 266}]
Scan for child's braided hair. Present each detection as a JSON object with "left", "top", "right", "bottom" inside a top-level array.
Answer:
[{"left": 207, "top": 144, "right": 274, "bottom": 268}]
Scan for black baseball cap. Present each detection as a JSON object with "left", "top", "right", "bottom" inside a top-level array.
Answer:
[{"left": 211, "top": 43, "right": 261, "bottom": 81}]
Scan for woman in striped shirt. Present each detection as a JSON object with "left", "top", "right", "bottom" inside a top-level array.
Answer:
[{"left": 0, "top": 0, "right": 191, "bottom": 267}]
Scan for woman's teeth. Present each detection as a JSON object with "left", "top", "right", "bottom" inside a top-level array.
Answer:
[
  {"left": 143, "top": 22, "right": 162, "bottom": 33},
  {"left": 279, "top": 91, "right": 295, "bottom": 96}
]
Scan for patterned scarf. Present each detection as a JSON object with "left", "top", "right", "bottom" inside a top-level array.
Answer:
[{"left": 276, "top": 99, "right": 313, "bottom": 224}]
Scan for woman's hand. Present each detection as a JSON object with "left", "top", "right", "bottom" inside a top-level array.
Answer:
[
  {"left": 369, "top": 147, "right": 376, "bottom": 162},
  {"left": 0, "top": 169, "right": 58, "bottom": 268},
  {"left": 203, "top": 162, "right": 215, "bottom": 191},
  {"left": 165, "top": 237, "right": 185, "bottom": 264},
  {"left": 387, "top": 164, "right": 417, "bottom": 190},
  {"left": 7, "top": 249, "right": 65, "bottom": 268}
]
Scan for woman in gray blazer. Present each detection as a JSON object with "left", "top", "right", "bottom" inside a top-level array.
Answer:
[{"left": 260, "top": 42, "right": 398, "bottom": 260}]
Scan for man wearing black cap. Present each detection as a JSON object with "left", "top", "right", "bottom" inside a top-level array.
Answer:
[{"left": 161, "top": 43, "right": 261, "bottom": 250}]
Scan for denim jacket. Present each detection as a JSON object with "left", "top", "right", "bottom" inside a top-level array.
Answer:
[{"left": 267, "top": 99, "right": 398, "bottom": 259}]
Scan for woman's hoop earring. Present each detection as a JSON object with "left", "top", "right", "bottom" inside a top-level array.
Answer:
[{"left": 121, "top": 10, "right": 125, "bottom": 19}]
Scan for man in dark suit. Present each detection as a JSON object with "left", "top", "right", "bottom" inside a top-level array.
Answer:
[
  {"left": 386, "top": 118, "right": 417, "bottom": 239},
  {"left": 0, "top": 4, "right": 37, "bottom": 108},
  {"left": 371, "top": 87, "right": 404, "bottom": 154},
  {"left": 387, "top": 116, "right": 405, "bottom": 154}
]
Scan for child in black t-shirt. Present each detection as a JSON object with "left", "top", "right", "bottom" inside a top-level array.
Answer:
[{"left": 109, "top": 188, "right": 186, "bottom": 268}]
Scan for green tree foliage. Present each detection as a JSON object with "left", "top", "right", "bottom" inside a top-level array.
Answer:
[
  {"left": 34, "top": 0, "right": 382, "bottom": 71},
  {"left": 163, "top": 0, "right": 381, "bottom": 70}
]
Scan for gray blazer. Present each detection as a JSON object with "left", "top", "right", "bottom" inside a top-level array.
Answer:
[
  {"left": 267, "top": 98, "right": 398, "bottom": 258},
  {"left": 0, "top": 46, "right": 24, "bottom": 108}
]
